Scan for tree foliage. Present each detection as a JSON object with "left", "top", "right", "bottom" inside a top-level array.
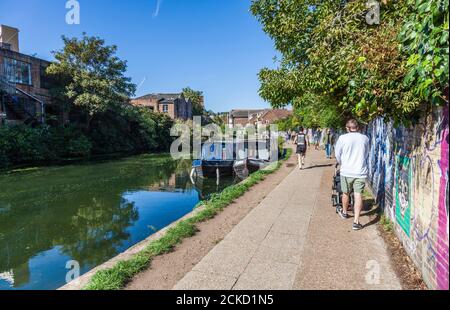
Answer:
[
  {"left": 399, "top": 0, "right": 449, "bottom": 105},
  {"left": 47, "top": 34, "right": 136, "bottom": 122},
  {"left": 182, "top": 87, "right": 205, "bottom": 116},
  {"left": 251, "top": 0, "right": 449, "bottom": 126}
]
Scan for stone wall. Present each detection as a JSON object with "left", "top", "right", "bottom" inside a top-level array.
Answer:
[{"left": 366, "top": 105, "right": 449, "bottom": 290}]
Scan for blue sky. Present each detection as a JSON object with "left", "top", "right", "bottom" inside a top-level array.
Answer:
[{"left": 0, "top": 0, "right": 279, "bottom": 112}]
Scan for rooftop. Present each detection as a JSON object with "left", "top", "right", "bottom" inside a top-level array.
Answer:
[
  {"left": 230, "top": 109, "right": 267, "bottom": 118},
  {"left": 134, "top": 93, "right": 184, "bottom": 101}
]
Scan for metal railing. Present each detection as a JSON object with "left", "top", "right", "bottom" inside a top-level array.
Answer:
[
  {"left": 0, "top": 42, "right": 12, "bottom": 50},
  {"left": 0, "top": 63, "right": 45, "bottom": 123}
]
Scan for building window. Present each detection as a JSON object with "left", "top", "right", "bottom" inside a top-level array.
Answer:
[
  {"left": 3, "top": 58, "right": 32, "bottom": 85},
  {"left": 162, "top": 104, "right": 169, "bottom": 113}
]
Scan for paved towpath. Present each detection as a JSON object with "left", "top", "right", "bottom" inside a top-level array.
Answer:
[{"left": 174, "top": 149, "right": 401, "bottom": 290}]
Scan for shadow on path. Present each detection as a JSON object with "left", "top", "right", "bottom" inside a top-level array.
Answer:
[
  {"left": 361, "top": 198, "right": 381, "bottom": 228},
  {"left": 303, "top": 164, "right": 333, "bottom": 170}
]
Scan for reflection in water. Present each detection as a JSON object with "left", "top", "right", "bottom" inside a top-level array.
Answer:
[{"left": 0, "top": 154, "right": 235, "bottom": 290}]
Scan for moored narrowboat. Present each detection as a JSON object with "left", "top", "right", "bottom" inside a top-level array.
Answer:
[{"left": 191, "top": 142, "right": 235, "bottom": 178}]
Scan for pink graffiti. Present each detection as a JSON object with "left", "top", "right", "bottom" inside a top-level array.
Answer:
[{"left": 436, "top": 105, "right": 449, "bottom": 290}]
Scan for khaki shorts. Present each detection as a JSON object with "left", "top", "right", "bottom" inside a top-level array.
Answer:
[{"left": 340, "top": 176, "right": 366, "bottom": 194}]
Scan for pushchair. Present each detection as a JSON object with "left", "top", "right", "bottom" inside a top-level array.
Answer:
[{"left": 331, "top": 164, "right": 354, "bottom": 213}]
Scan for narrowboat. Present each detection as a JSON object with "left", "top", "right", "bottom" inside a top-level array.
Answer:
[
  {"left": 191, "top": 142, "right": 235, "bottom": 179},
  {"left": 232, "top": 139, "right": 273, "bottom": 178}
]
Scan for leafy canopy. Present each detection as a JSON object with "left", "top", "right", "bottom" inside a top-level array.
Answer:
[
  {"left": 182, "top": 87, "right": 205, "bottom": 116},
  {"left": 47, "top": 34, "right": 136, "bottom": 117},
  {"left": 251, "top": 0, "right": 449, "bottom": 126}
]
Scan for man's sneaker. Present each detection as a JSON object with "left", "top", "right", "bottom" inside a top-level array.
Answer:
[
  {"left": 352, "top": 222, "right": 363, "bottom": 231},
  {"left": 338, "top": 208, "right": 349, "bottom": 219}
]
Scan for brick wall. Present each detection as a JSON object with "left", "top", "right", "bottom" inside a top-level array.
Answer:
[
  {"left": 366, "top": 105, "right": 449, "bottom": 290},
  {"left": 131, "top": 97, "right": 192, "bottom": 120},
  {"left": 0, "top": 48, "right": 50, "bottom": 102},
  {"left": 0, "top": 49, "right": 52, "bottom": 120},
  {"left": 160, "top": 103, "right": 175, "bottom": 119}
]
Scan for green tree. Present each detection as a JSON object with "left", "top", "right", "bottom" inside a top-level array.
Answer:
[
  {"left": 251, "top": 0, "right": 449, "bottom": 126},
  {"left": 182, "top": 87, "right": 205, "bottom": 116},
  {"left": 47, "top": 34, "right": 136, "bottom": 128}
]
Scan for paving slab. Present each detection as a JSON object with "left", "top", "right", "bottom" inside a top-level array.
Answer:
[
  {"left": 232, "top": 259, "right": 298, "bottom": 290},
  {"left": 173, "top": 271, "right": 237, "bottom": 290}
]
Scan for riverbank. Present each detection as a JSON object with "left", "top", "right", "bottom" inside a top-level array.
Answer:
[
  {"left": 0, "top": 151, "right": 155, "bottom": 175},
  {"left": 61, "top": 148, "right": 293, "bottom": 290}
]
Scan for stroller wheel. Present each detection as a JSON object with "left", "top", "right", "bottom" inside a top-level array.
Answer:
[{"left": 331, "top": 194, "right": 337, "bottom": 206}]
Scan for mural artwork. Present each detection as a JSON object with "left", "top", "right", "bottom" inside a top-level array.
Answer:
[{"left": 395, "top": 155, "right": 412, "bottom": 237}]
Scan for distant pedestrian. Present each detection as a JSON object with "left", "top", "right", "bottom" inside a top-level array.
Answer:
[
  {"left": 313, "top": 129, "right": 321, "bottom": 150},
  {"left": 335, "top": 119, "right": 369, "bottom": 231},
  {"left": 323, "top": 128, "right": 334, "bottom": 159},
  {"left": 294, "top": 127, "right": 309, "bottom": 170}
]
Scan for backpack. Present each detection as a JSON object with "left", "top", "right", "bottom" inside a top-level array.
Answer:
[{"left": 297, "top": 133, "right": 306, "bottom": 146}]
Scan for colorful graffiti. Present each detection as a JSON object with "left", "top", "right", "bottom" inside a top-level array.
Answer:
[
  {"left": 366, "top": 105, "right": 449, "bottom": 290},
  {"left": 395, "top": 155, "right": 412, "bottom": 237},
  {"left": 367, "top": 118, "right": 395, "bottom": 219}
]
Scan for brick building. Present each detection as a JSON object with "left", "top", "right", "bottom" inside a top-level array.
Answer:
[
  {"left": 250, "top": 109, "right": 292, "bottom": 125},
  {"left": 131, "top": 93, "right": 192, "bottom": 120},
  {"left": 228, "top": 109, "right": 266, "bottom": 127},
  {"left": 228, "top": 108, "right": 292, "bottom": 127},
  {"left": 0, "top": 25, "right": 52, "bottom": 125}
]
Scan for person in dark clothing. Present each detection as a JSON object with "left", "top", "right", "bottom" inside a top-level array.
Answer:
[{"left": 294, "top": 127, "right": 309, "bottom": 170}]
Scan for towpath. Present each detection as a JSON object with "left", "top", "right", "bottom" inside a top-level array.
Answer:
[{"left": 173, "top": 149, "right": 401, "bottom": 290}]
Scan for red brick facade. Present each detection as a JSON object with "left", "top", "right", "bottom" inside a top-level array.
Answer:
[
  {"left": 131, "top": 93, "right": 192, "bottom": 120},
  {"left": 229, "top": 109, "right": 292, "bottom": 127},
  {"left": 0, "top": 47, "right": 52, "bottom": 123}
]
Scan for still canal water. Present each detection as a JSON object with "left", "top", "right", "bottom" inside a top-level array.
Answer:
[{"left": 0, "top": 154, "right": 235, "bottom": 290}]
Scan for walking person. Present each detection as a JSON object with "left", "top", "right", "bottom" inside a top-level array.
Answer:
[
  {"left": 294, "top": 127, "right": 309, "bottom": 170},
  {"left": 323, "top": 128, "right": 334, "bottom": 159},
  {"left": 334, "top": 119, "right": 369, "bottom": 231},
  {"left": 313, "top": 129, "right": 321, "bottom": 150}
]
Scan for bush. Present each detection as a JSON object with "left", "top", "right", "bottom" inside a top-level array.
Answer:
[
  {"left": 0, "top": 124, "right": 92, "bottom": 169},
  {"left": 0, "top": 104, "right": 175, "bottom": 170},
  {"left": 88, "top": 105, "right": 174, "bottom": 155}
]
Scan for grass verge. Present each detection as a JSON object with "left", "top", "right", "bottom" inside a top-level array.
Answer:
[{"left": 84, "top": 148, "right": 292, "bottom": 290}]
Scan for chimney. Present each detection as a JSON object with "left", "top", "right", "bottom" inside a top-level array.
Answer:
[{"left": 0, "top": 25, "right": 20, "bottom": 52}]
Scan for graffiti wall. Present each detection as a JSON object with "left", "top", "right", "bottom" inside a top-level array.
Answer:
[{"left": 366, "top": 105, "right": 449, "bottom": 290}]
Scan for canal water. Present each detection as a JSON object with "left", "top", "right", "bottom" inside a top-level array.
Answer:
[{"left": 0, "top": 154, "right": 235, "bottom": 290}]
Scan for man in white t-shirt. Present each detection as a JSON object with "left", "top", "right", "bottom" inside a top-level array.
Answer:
[{"left": 334, "top": 119, "right": 369, "bottom": 231}]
